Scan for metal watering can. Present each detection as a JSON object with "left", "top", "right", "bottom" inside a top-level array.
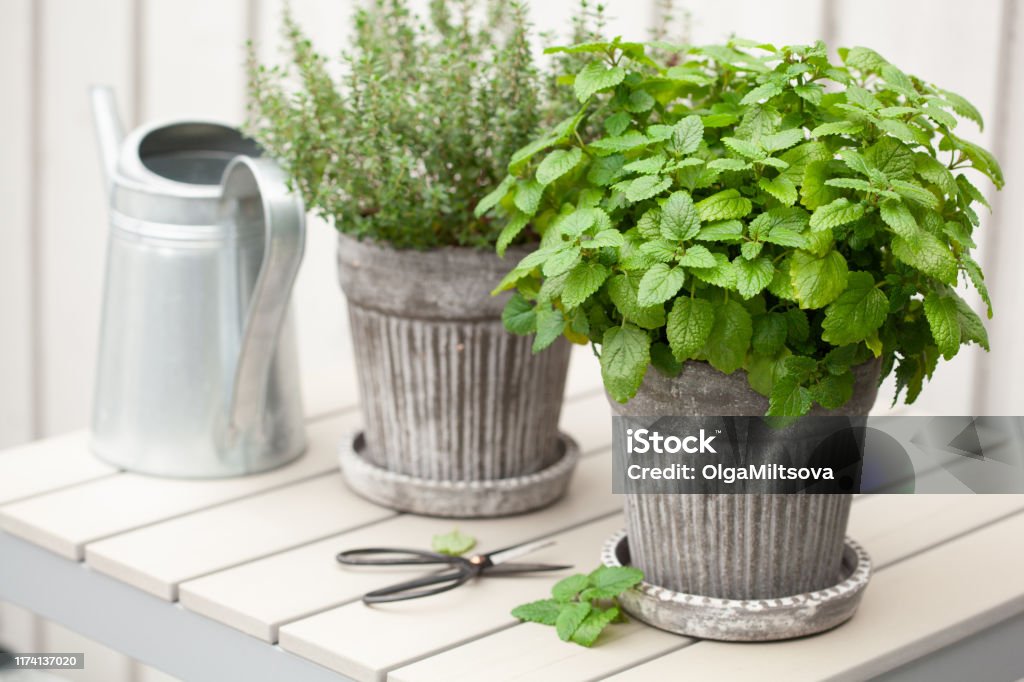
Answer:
[{"left": 89, "top": 87, "right": 307, "bottom": 478}]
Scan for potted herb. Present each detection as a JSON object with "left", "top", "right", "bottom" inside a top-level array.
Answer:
[
  {"left": 247, "top": 1, "right": 580, "bottom": 517},
  {"left": 482, "top": 37, "right": 1000, "bottom": 629}
]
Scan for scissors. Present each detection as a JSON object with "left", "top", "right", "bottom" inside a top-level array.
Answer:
[{"left": 336, "top": 538, "right": 572, "bottom": 604}]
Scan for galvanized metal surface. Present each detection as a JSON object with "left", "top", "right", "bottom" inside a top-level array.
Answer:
[
  {"left": 602, "top": 530, "right": 872, "bottom": 642},
  {"left": 338, "top": 431, "right": 580, "bottom": 518},
  {"left": 89, "top": 88, "right": 307, "bottom": 478},
  {"left": 337, "top": 233, "right": 571, "bottom": 486}
]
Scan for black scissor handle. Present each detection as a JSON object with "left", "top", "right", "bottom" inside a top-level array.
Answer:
[
  {"left": 361, "top": 566, "right": 477, "bottom": 604},
  {"left": 336, "top": 547, "right": 464, "bottom": 567}
]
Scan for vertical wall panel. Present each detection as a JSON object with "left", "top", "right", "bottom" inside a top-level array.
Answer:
[
  {"left": 0, "top": 0, "right": 35, "bottom": 448},
  {"left": 139, "top": 0, "right": 249, "bottom": 122},
  {"left": 0, "top": 601, "right": 39, "bottom": 653},
  {"left": 37, "top": 0, "right": 136, "bottom": 435},
  {"left": 833, "top": 0, "right": 1003, "bottom": 415},
  {"left": 670, "top": 0, "right": 825, "bottom": 45},
  {"left": 977, "top": 0, "right": 1023, "bottom": 414}
]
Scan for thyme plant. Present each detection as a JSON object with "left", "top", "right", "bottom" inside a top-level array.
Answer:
[
  {"left": 481, "top": 39, "right": 1002, "bottom": 416},
  {"left": 247, "top": 0, "right": 546, "bottom": 249}
]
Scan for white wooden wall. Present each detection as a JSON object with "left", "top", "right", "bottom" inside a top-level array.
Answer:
[{"left": 0, "top": 1, "right": 1021, "bottom": 679}]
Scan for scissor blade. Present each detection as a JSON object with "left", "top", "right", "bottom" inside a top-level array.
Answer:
[
  {"left": 486, "top": 538, "right": 556, "bottom": 566},
  {"left": 484, "top": 562, "right": 572, "bottom": 575}
]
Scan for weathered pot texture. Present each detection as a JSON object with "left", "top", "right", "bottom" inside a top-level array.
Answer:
[
  {"left": 337, "top": 232, "right": 571, "bottom": 483},
  {"left": 610, "top": 359, "right": 880, "bottom": 600}
]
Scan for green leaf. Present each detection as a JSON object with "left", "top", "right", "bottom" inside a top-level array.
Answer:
[
  {"left": 722, "top": 136, "right": 766, "bottom": 160},
  {"left": 696, "top": 189, "right": 753, "bottom": 221},
  {"left": 587, "top": 155, "right": 626, "bottom": 185},
  {"left": 923, "top": 291, "right": 961, "bottom": 360},
  {"left": 941, "top": 88, "right": 984, "bottom": 129},
  {"left": 660, "top": 191, "right": 701, "bottom": 240},
  {"left": 570, "top": 606, "right": 620, "bottom": 647},
  {"left": 674, "top": 244, "right": 714, "bottom": 268},
  {"left": 537, "top": 148, "right": 583, "bottom": 186},
  {"left": 511, "top": 599, "right": 563, "bottom": 626},
  {"left": 671, "top": 115, "right": 705, "bottom": 155},
  {"left": 650, "top": 341, "right": 683, "bottom": 376},
  {"left": 616, "top": 175, "right": 672, "bottom": 203},
  {"left": 890, "top": 231, "right": 957, "bottom": 285},
  {"left": 778, "top": 141, "right": 831, "bottom": 185},
  {"left": 607, "top": 275, "right": 667, "bottom": 329},
  {"left": 890, "top": 179, "right": 939, "bottom": 209},
  {"left": 839, "top": 149, "right": 873, "bottom": 177},
  {"left": 735, "top": 257, "right": 774, "bottom": 299},
  {"left": 475, "top": 175, "right": 514, "bottom": 217},
  {"left": 760, "top": 128, "right": 805, "bottom": 153},
  {"left": 794, "top": 83, "right": 824, "bottom": 105},
  {"left": 556, "top": 601, "right": 592, "bottom": 642},
  {"left": 821, "top": 271, "right": 889, "bottom": 345},
  {"left": 586, "top": 229, "right": 626, "bottom": 249},
  {"left": 542, "top": 246, "right": 582, "bottom": 277},
  {"left": 767, "top": 374, "right": 812, "bottom": 417},
  {"left": 878, "top": 199, "right": 916, "bottom": 238},
  {"left": 800, "top": 160, "right": 840, "bottom": 209},
  {"left": 558, "top": 208, "right": 598, "bottom": 237},
  {"left": 963, "top": 255, "right": 992, "bottom": 318},
  {"left": 811, "top": 121, "right": 863, "bottom": 138},
  {"left": 790, "top": 249, "right": 849, "bottom": 309},
  {"left": 502, "top": 292, "right": 536, "bottom": 335},
  {"left": 562, "top": 261, "right": 609, "bottom": 309},
  {"left": 809, "top": 198, "right": 865, "bottom": 232},
  {"left": 741, "top": 240, "right": 764, "bottom": 260},
  {"left": 533, "top": 305, "right": 566, "bottom": 352},
  {"left": 604, "top": 111, "right": 631, "bottom": 137},
  {"left": 626, "top": 89, "right": 656, "bottom": 113},
  {"left": 708, "top": 158, "right": 752, "bottom": 172},
  {"left": 601, "top": 325, "right": 651, "bottom": 402},
  {"left": 689, "top": 252, "right": 737, "bottom": 289},
  {"left": 590, "top": 131, "right": 650, "bottom": 155},
  {"left": 752, "top": 313, "right": 788, "bottom": 355},
  {"left": 552, "top": 574, "right": 590, "bottom": 602},
  {"left": 431, "top": 529, "right": 476, "bottom": 556},
  {"left": 637, "top": 264, "right": 686, "bottom": 306},
  {"left": 864, "top": 137, "right": 914, "bottom": 180},
  {"left": 496, "top": 212, "right": 530, "bottom": 257},
  {"left": 623, "top": 154, "right": 667, "bottom": 175},
  {"left": 585, "top": 566, "right": 644, "bottom": 598},
  {"left": 514, "top": 180, "right": 544, "bottom": 216},
  {"left": 667, "top": 297, "right": 715, "bottom": 361},
  {"left": 954, "top": 294, "right": 990, "bottom": 351},
  {"left": 740, "top": 81, "right": 782, "bottom": 105},
  {"left": 811, "top": 371, "right": 855, "bottom": 410},
  {"left": 696, "top": 220, "right": 744, "bottom": 242},
  {"left": 575, "top": 61, "right": 626, "bottom": 102},
  {"left": 758, "top": 175, "right": 798, "bottom": 206},
  {"left": 703, "top": 300, "right": 752, "bottom": 374}
]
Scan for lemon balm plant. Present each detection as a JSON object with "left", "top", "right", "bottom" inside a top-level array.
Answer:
[
  {"left": 481, "top": 38, "right": 1001, "bottom": 417},
  {"left": 482, "top": 38, "right": 1002, "bottom": 638}
]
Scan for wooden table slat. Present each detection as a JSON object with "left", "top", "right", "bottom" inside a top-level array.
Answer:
[
  {"left": 277, "top": 514, "right": 626, "bottom": 682},
  {"left": 85, "top": 474, "right": 396, "bottom": 600},
  {"left": 386, "top": 494, "right": 1024, "bottom": 682},
  {"left": 178, "top": 453, "right": 620, "bottom": 642},
  {"left": 0, "top": 410, "right": 360, "bottom": 559},
  {"left": 605, "top": 507, "right": 1024, "bottom": 682},
  {"left": 0, "top": 431, "right": 118, "bottom": 505}
]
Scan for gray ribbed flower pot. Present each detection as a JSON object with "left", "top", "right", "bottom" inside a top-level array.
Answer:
[
  {"left": 608, "top": 359, "right": 880, "bottom": 639},
  {"left": 336, "top": 233, "right": 575, "bottom": 517}
]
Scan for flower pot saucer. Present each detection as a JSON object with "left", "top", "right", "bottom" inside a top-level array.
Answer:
[
  {"left": 602, "top": 529, "right": 872, "bottom": 641},
  {"left": 338, "top": 431, "right": 579, "bottom": 518}
]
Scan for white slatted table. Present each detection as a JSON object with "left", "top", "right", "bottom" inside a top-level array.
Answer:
[{"left": 2, "top": 350, "right": 1024, "bottom": 682}]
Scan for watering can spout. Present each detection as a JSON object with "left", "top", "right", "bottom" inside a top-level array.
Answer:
[{"left": 90, "top": 85, "right": 124, "bottom": 188}]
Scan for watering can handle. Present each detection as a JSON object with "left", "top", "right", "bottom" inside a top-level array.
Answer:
[{"left": 217, "top": 157, "right": 305, "bottom": 445}]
